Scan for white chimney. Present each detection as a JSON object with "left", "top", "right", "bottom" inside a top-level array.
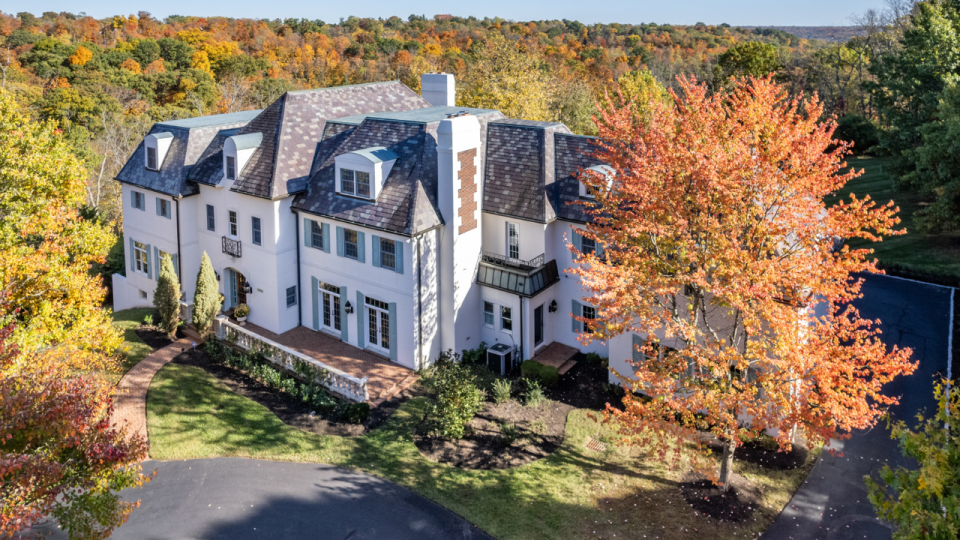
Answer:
[{"left": 421, "top": 73, "right": 456, "bottom": 107}]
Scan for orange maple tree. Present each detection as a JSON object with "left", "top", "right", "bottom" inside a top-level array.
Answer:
[{"left": 572, "top": 76, "right": 916, "bottom": 489}]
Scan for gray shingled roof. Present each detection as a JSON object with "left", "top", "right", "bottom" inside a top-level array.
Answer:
[
  {"left": 553, "top": 133, "right": 605, "bottom": 224},
  {"left": 115, "top": 111, "right": 260, "bottom": 197},
  {"left": 228, "top": 81, "right": 431, "bottom": 200},
  {"left": 482, "top": 120, "right": 571, "bottom": 223}
]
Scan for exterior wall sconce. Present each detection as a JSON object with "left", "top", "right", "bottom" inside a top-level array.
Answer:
[
  {"left": 243, "top": 283, "right": 253, "bottom": 294},
  {"left": 215, "top": 271, "right": 220, "bottom": 282},
  {"left": 548, "top": 300, "right": 558, "bottom": 313},
  {"left": 344, "top": 300, "right": 354, "bottom": 314}
]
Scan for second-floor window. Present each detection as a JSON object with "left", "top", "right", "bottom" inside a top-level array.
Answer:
[
  {"left": 228, "top": 210, "right": 238, "bottom": 236},
  {"left": 132, "top": 191, "right": 145, "bottom": 210},
  {"left": 581, "top": 235, "right": 596, "bottom": 255},
  {"left": 507, "top": 223, "right": 519, "bottom": 259},
  {"left": 380, "top": 238, "right": 395, "bottom": 270},
  {"left": 252, "top": 217, "right": 262, "bottom": 245},
  {"left": 206, "top": 205, "right": 215, "bottom": 231},
  {"left": 340, "top": 169, "right": 371, "bottom": 198},
  {"left": 146, "top": 147, "right": 158, "bottom": 170},
  {"left": 157, "top": 198, "right": 171, "bottom": 218},
  {"left": 226, "top": 156, "right": 236, "bottom": 180},
  {"left": 310, "top": 220, "right": 323, "bottom": 249},
  {"left": 344, "top": 229, "right": 358, "bottom": 259}
]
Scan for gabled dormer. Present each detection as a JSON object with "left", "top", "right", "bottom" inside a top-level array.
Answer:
[
  {"left": 223, "top": 133, "right": 263, "bottom": 182},
  {"left": 144, "top": 132, "right": 173, "bottom": 171},
  {"left": 334, "top": 147, "right": 398, "bottom": 201}
]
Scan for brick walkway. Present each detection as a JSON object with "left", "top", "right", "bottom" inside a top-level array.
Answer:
[{"left": 113, "top": 338, "right": 193, "bottom": 451}]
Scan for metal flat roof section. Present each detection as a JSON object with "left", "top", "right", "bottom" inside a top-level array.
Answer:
[
  {"left": 330, "top": 105, "right": 500, "bottom": 126},
  {"left": 158, "top": 109, "right": 262, "bottom": 130},
  {"left": 476, "top": 260, "right": 560, "bottom": 298}
]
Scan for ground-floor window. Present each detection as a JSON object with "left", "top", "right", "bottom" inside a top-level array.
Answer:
[
  {"left": 501, "top": 306, "right": 512, "bottom": 332},
  {"left": 134, "top": 241, "right": 148, "bottom": 275},
  {"left": 582, "top": 305, "right": 596, "bottom": 333},
  {"left": 483, "top": 301, "right": 494, "bottom": 326},
  {"left": 365, "top": 296, "right": 390, "bottom": 351}
]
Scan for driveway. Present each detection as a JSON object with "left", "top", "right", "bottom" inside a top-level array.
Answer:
[
  {"left": 31, "top": 458, "right": 495, "bottom": 540},
  {"left": 764, "top": 273, "right": 952, "bottom": 539}
]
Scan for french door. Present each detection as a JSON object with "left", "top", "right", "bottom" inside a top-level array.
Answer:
[
  {"left": 534, "top": 305, "right": 544, "bottom": 346},
  {"left": 365, "top": 297, "right": 390, "bottom": 353},
  {"left": 321, "top": 290, "right": 341, "bottom": 332}
]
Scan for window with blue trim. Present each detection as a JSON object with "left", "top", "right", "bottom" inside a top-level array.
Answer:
[
  {"left": 252, "top": 217, "right": 262, "bottom": 245},
  {"left": 206, "top": 205, "right": 215, "bottom": 231}
]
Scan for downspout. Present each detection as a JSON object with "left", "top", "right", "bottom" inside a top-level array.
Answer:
[
  {"left": 417, "top": 234, "right": 424, "bottom": 370},
  {"left": 518, "top": 295, "right": 525, "bottom": 361},
  {"left": 294, "top": 210, "right": 302, "bottom": 327},
  {"left": 175, "top": 198, "right": 183, "bottom": 281}
]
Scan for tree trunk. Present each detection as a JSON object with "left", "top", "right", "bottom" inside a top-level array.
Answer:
[{"left": 718, "top": 438, "right": 736, "bottom": 492}]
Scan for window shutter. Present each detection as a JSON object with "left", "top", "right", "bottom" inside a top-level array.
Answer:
[
  {"left": 303, "top": 218, "right": 310, "bottom": 247},
  {"left": 153, "top": 246, "right": 160, "bottom": 281},
  {"left": 357, "top": 232, "right": 366, "bottom": 263},
  {"left": 388, "top": 302, "right": 398, "bottom": 363},
  {"left": 573, "top": 229, "right": 582, "bottom": 252},
  {"left": 395, "top": 240, "right": 404, "bottom": 274},
  {"left": 322, "top": 223, "right": 330, "bottom": 253},
  {"left": 356, "top": 291, "right": 365, "bottom": 348},
  {"left": 372, "top": 235, "right": 381, "bottom": 268},
  {"left": 339, "top": 286, "right": 349, "bottom": 342},
  {"left": 131, "top": 191, "right": 136, "bottom": 208},
  {"left": 571, "top": 300, "right": 581, "bottom": 332},
  {"left": 632, "top": 334, "right": 643, "bottom": 364},
  {"left": 311, "top": 276, "right": 320, "bottom": 330},
  {"left": 145, "top": 244, "right": 152, "bottom": 279},
  {"left": 172, "top": 254, "right": 179, "bottom": 279},
  {"left": 156, "top": 198, "right": 162, "bottom": 216},
  {"left": 336, "top": 226, "right": 344, "bottom": 257},
  {"left": 128, "top": 237, "right": 135, "bottom": 274}
]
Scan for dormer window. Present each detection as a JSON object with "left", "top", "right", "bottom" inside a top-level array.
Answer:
[
  {"left": 580, "top": 164, "right": 615, "bottom": 199},
  {"left": 144, "top": 132, "right": 173, "bottom": 171},
  {"left": 335, "top": 147, "right": 397, "bottom": 200},
  {"left": 223, "top": 132, "right": 262, "bottom": 183}
]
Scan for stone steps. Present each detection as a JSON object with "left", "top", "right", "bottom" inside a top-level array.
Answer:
[
  {"left": 557, "top": 359, "right": 577, "bottom": 375},
  {"left": 369, "top": 372, "right": 419, "bottom": 408}
]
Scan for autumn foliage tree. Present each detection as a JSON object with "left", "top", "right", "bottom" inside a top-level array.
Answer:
[{"left": 574, "top": 76, "right": 916, "bottom": 489}]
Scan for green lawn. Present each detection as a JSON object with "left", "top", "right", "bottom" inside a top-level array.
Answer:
[
  {"left": 829, "top": 156, "right": 960, "bottom": 279},
  {"left": 147, "top": 363, "right": 818, "bottom": 540},
  {"left": 113, "top": 307, "right": 156, "bottom": 377}
]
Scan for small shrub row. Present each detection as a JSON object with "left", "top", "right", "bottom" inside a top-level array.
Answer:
[
  {"left": 203, "top": 340, "right": 369, "bottom": 424},
  {"left": 520, "top": 360, "right": 559, "bottom": 387}
]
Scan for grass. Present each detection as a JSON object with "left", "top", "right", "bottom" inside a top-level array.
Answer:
[
  {"left": 112, "top": 307, "right": 156, "bottom": 378},
  {"left": 147, "top": 362, "right": 819, "bottom": 540},
  {"left": 828, "top": 156, "right": 960, "bottom": 279}
]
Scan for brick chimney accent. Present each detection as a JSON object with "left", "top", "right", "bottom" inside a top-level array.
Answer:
[{"left": 457, "top": 148, "right": 478, "bottom": 234}]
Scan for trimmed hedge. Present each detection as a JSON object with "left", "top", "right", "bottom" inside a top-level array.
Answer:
[{"left": 520, "top": 360, "right": 559, "bottom": 387}]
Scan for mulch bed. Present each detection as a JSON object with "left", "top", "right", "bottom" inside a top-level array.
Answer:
[
  {"left": 546, "top": 355, "right": 625, "bottom": 411},
  {"left": 732, "top": 439, "right": 809, "bottom": 470},
  {"left": 414, "top": 398, "right": 574, "bottom": 469},
  {"left": 135, "top": 326, "right": 174, "bottom": 351},
  {"left": 170, "top": 347, "right": 423, "bottom": 437},
  {"left": 679, "top": 472, "right": 764, "bottom": 522}
]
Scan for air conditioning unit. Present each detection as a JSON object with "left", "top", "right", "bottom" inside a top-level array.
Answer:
[{"left": 486, "top": 343, "right": 517, "bottom": 375}]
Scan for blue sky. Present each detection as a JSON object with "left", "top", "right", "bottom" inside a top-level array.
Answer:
[{"left": 4, "top": 0, "right": 882, "bottom": 26}]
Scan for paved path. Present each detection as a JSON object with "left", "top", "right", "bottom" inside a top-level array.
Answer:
[
  {"left": 33, "top": 458, "right": 495, "bottom": 540},
  {"left": 764, "top": 273, "right": 952, "bottom": 539},
  {"left": 113, "top": 338, "right": 193, "bottom": 451}
]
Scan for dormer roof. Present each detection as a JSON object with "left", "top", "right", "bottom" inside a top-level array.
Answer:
[
  {"left": 553, "top": 133, "right": 606, "bottom": 224},
  {"left": 346, "top": 146, "right": 398, "bottom": 164}
]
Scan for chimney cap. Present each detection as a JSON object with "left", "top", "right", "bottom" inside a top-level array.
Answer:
[{"left": 445, "top": 111, "right": 471, "bottom": 119}]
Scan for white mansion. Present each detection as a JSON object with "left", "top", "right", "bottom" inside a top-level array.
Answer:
[{"left": 113, "top": 74, "right": 638, "bottom": 381}]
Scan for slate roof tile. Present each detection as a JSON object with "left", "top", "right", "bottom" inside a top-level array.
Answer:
[{"left": 554, "top": 133, "right": 605, "bottom": 224}]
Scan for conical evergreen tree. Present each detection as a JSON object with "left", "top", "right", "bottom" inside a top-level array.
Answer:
[
  {"left": 192, "top": 252, "right": 221, "bottom": 336},
  {"left": 153, "top": 253, "right": 181, "bottom": 338}
]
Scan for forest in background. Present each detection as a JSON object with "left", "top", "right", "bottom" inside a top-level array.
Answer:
[{"left": 0, "top": 8, "right": 900, "bottom": 230}]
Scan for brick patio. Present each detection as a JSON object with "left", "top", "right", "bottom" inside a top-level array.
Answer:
[{"left": 236, "top": 321, "right": 417, "bottom": 404}]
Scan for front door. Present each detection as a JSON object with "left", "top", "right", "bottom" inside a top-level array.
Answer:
[
  {"left": 365, "top": 297, "right": 390, "bottom": 354},
  {"left": 321, "top": 290, "right": 341, "bottom": 332},
  {"left": 534, "top": 304, "right": 544, "bottom": 346},
  {"left": 228, "top": 269, "right": 238, "bottom": 308}
]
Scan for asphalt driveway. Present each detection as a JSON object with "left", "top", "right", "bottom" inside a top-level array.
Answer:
[
  {"left": 764, "top": 273, "right": 953, "bottom": 540},
  {"left": 31, "top": 458, "right": 495, "bottom": 540}
]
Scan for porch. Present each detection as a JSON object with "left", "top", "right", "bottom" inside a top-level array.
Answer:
[{"left": 210, "top": 316, "right": 417, "bottom": 406}]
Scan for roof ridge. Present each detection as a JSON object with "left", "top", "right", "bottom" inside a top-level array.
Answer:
[
  {"left": 267, "top": 93, "right": 289, "bottom": 199},
  {"left": 286, "top": 80, "right": 404, "bottom": 95}
]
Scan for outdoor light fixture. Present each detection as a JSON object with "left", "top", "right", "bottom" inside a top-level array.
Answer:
[
  {"left": 344, "top": 300, "right": 354, "bottom": 314},
  {"left": 215, "top": 271, "right": 220, "bottom": 282},
  {"left": 243, "top": 283, "right": 253, "bottom": 294},
  {"left": 548, "top": 300, "right": 558, "bottom": 313}
]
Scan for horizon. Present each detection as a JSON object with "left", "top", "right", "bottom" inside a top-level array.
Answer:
[{"left": 2, "top": 0, "right": 887, "bottom": 27}]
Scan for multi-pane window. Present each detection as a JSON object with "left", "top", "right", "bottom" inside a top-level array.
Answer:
[
  {"left": 310, "top": 220, "right": 323, "bottom": 249},
  {"left": 133, "top": 241, "right": 148, "bottom": 275},
  {"left": 582, "top": 305, "right": 596, "bottom": 334},
  {"left": 286, "top": 285, "right": 297, "bottom": 307},
  {"left": 158, "top": 199, "right": 170, "bottom": 218},
  {"left": 226, "top": 156, "right": 236, "bottom": 180},
  {"left": 365, "top": 296, "right": 390, "bottom": 350},
  {"left": 206, "top": 205, "right": 215, "bottom": 231},
  {"left": 320, "top": 282, "right": 341, "bottom": 331},
  {"left": 507, "top": 223, "right": 519, "bottom": 259},
  {"left": 483, "top": 301, "right": 494, "bottom": 326},
  {"left": 340, "top": 168, "right": 355, "bottom": 195},
  {"left": 501, "top": 306, "right": 512, "bottom": 332},
  {"left": 147, "top": 147, "right": 158, "bottom": 170},
  {"left": 580, "top": 236, "right": 596, "bottom": 255},
  {"left": 344, "top": 229, "right": 358, "bottom": 259},
  {"left": 252, "top": 217, "right": 262, "bottom": 245},
  {"left": 132, "top": 191, "right": 145, "bottom": 210},
  {"left": 228, "top": 210, "right": 238, "bottom": 236},
  {"left": 356, "top": 171, "right": 371, "bottom": 197},
  {"left": 380, "top": 238, "right": 396, "bottom": 270}
]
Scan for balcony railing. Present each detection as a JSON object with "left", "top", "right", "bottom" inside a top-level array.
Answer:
[
  {"left": 222, "top": 236, "right": 242, "bottom": 258},
  {"left": 481, "top": 251, "right": 545, "bottom": 272},
  {"left": 213, "top": 316, "right": 369, "bottom": 402}
]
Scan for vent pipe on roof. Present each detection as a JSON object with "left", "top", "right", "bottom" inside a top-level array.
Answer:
[{"left": 421, "top": 73, "right": 455, "bottom": 107}]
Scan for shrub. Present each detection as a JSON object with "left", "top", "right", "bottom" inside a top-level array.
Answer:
[
  {"left": 501, "top": 422, "right": 518, "bottom": 445},
  {"left": 427, "top": 350, "right": 484, "bottom": 439},
  {"left": 523, "top": 378, "right": 545, "bottom": 407},
  {"left": 142, "top": 314, "right": 153, "bottom": 326},
  {"left": 491, "top": 378, "right": 512, "bottom": 404},
  {"left": 234, "top": 303, "right": 250, "bottom": 318},
  {"left": 519, "top": 360, "right": 559, "bottom": 387},
  {"left": 344, "top": 402, "right": 370, "bottom": 424},
  {"left": 538, "top": 365, "right": 559, "bottom": 387},
  {"left": 460, "top": 342, "right": 488, "bottom": 365},
  {"left": 153, "top": 252, "right": 181, "bottom": 338},
  {"left": 530, "top": 418, "right": 547, "bottom": 434},
  {"left": 193, "top": 252, "right": 222, "bottom": 336}
]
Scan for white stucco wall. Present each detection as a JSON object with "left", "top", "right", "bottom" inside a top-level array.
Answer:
[{"left": 117, "top": 184, "right": 180, "bottom": 311}]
